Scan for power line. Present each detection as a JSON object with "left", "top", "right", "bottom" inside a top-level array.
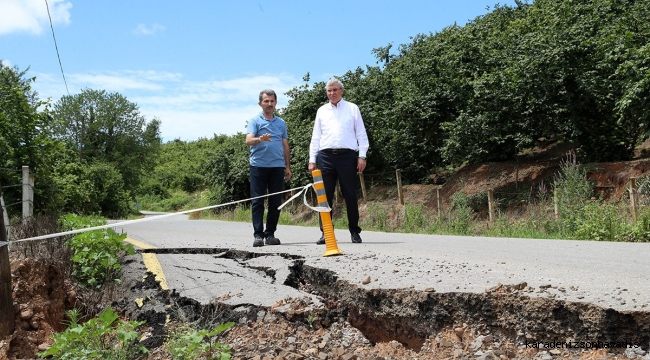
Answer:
[{"left": 44, "top": 0, "right": 70, "bottom": 96}]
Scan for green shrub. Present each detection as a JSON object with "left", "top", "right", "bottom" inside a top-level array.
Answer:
[
  {"left": 53, "top": 161, "right": 132, "bottom": 218},
  {"left": 553, "top": 152, "right": 593, "bottom": 233},
  {"left": 467, "top": 192, "right": 488, "bottom": 213},
  {"left": 138, "top": 178, "right": 170, "bottom": 199},
  {"left": 624, "top": 207, "right": 650, "bottom": 242},
  {"left": 181, "top": 173, "right": 204, "bottom": 193},
  {"left": 158, "top": 190, "right": 194, "bottom": 211},
  {"left": 233, "top": 205, "right": 250, "bottom": 222},
  {"left": 403, "top": 203, "right": 428, "bottom": 233},
  {"left": 136, "top": 193, "right": 166, "bottom": 212},
  {"left": 39, "top": 307, "right": 148, "bottom": 360},
  {"left": 450, "top": 192, "right": 474, "bottom": 235},
  {"left": 165, "top": 322, "right": 235, "bottom": 360},
  {"left": 574, "top": 201, "right": 627, "bottom": 241},
  {"left": 60, "top": 214, "right": 135, "bottom": 287},
  {"left": 363, "top": 203, "right": 387, "bottom": 232}
]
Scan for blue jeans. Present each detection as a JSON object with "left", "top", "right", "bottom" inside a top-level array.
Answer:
[{"left": 249, "top": 166, "right": 285, "bottom": 238}]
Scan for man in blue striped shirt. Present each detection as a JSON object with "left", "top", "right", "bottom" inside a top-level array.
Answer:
[{"left": 245, "top": 89, "right": 292, "bottom": 247}]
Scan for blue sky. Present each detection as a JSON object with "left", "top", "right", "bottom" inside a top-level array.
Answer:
[{"left": 1, "top": 0, "right": 517, "bottom": 142}]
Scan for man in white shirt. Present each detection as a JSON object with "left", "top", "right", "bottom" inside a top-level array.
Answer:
[{"left": 308, "top": 77, "right": 370, "bottom": 244}]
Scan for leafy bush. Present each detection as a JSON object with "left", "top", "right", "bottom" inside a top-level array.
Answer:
[
  {"left": 574, "top": 201, "right": 627, "bottom": 241},
  {"left": 363, "top": 203, "right": 388, "bottom": 232},
  {"left": 158, "top": 190, "right": 194, "bottom": 211},
  {"left": 403, "top": 203, "right": 429, "bottom": 233},
  {"left": 553, "top": 152, "right": 593, "bottom": 233},
  {"left": 53, "top": 161, "right": 132, "bottom": 218},
  {"left": 165, "top": 322, "right": 235, "bottom": 360},
  {"left": 450, "top": 192, "right": 474, "bottom": 235},
  {"left": 624, "top": 207, "right": 650, "bottom": 242},
  {"left": 60, "top": 214, "right": 135, "bottom": 287},
  {"left": 137, "top": 178, "right": 170, "bottom": 199},
  {"left": 39, "top": 307, "right": 148, "bottom": 360},
  {"left": 467, "top": 192, "right": 488, "bottom": 213}
]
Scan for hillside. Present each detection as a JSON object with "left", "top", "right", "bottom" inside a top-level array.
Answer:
[{"left": 367, "top": 139, "right": 650, "bottom": 218}]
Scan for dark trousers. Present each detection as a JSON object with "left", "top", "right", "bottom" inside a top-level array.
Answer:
[
  {"left": 250, "top": 166, "right": 285, "bottom": 237},
  {"left": 316, "top": 150, "right": 361, "bottom": 234}
]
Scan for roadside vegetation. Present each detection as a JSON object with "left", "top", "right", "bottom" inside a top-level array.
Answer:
[{"left": 142, "top": 154, "right": 650, "bottom": 243}]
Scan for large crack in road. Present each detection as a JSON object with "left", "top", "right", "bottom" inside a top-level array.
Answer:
[{"left": 114, "top": 247, "right": 650, "bottom": 355}]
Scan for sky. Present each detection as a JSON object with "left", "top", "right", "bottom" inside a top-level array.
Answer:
[{"left": 1, "top": 0, "right": 518, "bottom": 142}]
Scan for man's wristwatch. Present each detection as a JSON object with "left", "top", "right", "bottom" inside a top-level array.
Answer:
[{"left": 359, "top": 157, "right": 366, "bottom": 160}]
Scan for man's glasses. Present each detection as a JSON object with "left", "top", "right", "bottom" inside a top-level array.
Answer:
[{"left": 327, "top": 88, "right": 341, "bottom": 93}]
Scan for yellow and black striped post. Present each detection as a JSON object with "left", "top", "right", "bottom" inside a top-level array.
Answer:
[{"left": 311, "top": 169, "right": 344, "bottom": 256}]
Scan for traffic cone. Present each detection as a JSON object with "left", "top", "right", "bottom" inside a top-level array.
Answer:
[{"left": 311, "top": 169, "right": 344, "bottom": 257}]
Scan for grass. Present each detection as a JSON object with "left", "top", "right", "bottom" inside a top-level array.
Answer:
[
  {"left": 136, "top": 163, "right": 650, "bottom": 242},
  {"left": 138, "top": 191, "right": 650, "bottom": 242}
]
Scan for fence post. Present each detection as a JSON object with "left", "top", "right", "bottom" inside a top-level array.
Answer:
[
  {"left": 630, "top": 177, "right": 638, "bottom": 222},
  {"left": 488, "top": 189, "right": 495, "bottom": 222},
  {"left": 0, "top": 184, "right": 15, "bottom": 337},
  {"left": 553, "top": 189, "right": 559, "bottom": 219},
  {"left": 395, "top": 169, "right": 404, "bottom": 205},
  {"left": 22, "top": 166, "right": 33, "bottom": 220},
  {"left": 0, "top": 194, "right": 9, "bottom": 240},
  {"left": 335, "top": 183, "right": 341, "bottom": 204},
  {"left": 436, "top": 187, "right": 442, "bottom": 220},
  {"left": 358, "top": 173, "right": 367, "bottom": 202}
]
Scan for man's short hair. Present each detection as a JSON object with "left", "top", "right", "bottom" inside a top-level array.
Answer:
[
  {"left": 325, "top": 77, "right": 344, "bottom": 90},
  {"left": 259, "top": 89, "right": 277, "bottom": 102}
]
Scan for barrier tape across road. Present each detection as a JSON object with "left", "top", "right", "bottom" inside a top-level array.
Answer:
[{"left": 11, "top": 183, "right": 330, "bottom": 244}]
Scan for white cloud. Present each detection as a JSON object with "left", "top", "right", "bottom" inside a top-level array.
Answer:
[
  {"left": 149, "top": 107, "right": 258, "bottom": 141},
  {"left": 69, "top": 72, "right": 170, "bottom": 92},
  {"left": 0, "top": 0, "right": 71, "bottom": 35},
  {"left": 133, "top": 23, "right": 165, "bottom": 36},
  {"left": 1, "top": 59, "right": 13, "bottom": 67},
  {"left": 30, "top": 69, "right": 300, "bottom": 141}
]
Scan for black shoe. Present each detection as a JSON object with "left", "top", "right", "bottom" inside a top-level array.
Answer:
[
  {"left": 351, "top": 232, "right": 362, "bottom": 243},
  {"left": 265, "top": 235, "right": 281, "bottom": 246},
  {"left": 253, "top": 236, "right": 264, "bottom": 247},
  {"left": 316, "top": 234, "right": 325, "bottom": 245}
]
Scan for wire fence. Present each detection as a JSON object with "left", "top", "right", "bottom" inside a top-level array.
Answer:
[{"left": 350, "top": 167, "right": 650, "bottom": 226}]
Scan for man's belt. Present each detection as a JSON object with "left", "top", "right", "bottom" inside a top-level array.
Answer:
[{"left": 320, "top": 148, "right": 356, "bottom": 155}]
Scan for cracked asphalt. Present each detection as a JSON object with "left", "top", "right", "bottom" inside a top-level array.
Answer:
[{"left": 116, "top": 213, "right": 650, "bottom": 313}]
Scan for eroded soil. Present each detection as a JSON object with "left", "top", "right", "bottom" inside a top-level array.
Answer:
[{"left": 3, "top": 247, "right": 649, "bottom": 360}]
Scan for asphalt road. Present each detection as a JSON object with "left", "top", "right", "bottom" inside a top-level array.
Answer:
[{"left": 118, "top": 213, "right": 650, "bottom": 313}]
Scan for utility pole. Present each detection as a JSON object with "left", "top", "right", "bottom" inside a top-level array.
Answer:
[{"left": 0, "top": 181, "right": 15, "bottom": 337}]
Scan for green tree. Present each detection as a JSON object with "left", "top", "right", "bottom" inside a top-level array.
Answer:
[
  {"left": 281, "top": 73, "right": 327, "bottom": 187},
  {"left": 53, "top": 89, "right": 161, "bottom": 194},
  {"left": 0, "top": 63, "right": 63, "bottom": 214},
  {"left": 202, "top": 134, "right": 250, "bottom": 208},
  {"left": 439, "top": 0, "right": 650, "bottom": 164},
  {"left": 51, "top": 160, "right": 132, "bottom": 217}
]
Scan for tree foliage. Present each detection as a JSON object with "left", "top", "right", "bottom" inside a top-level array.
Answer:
[
  {"left": 278, "top": 0, "right": 650, "bottom": 186},
  {"left": 53, "top": 89, "right": 161, "bottom": 194},
  {"left": 202, "top": 134, "right": 250, "bottom": 207},
  {"left": 0, "top": 63, "right": 64, "bottom": 214}
]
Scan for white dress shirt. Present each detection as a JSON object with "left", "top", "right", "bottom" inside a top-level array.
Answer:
[{"left": 309, "top": 99, "right": 369, "bottom": 163}]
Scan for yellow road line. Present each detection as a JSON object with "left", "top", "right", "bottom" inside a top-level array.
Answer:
[
  {"left": 125, "top": 237, "right": 169, "bottom": 290},
  {"left": 124, "top": 237, "right": 156, "bottom": 249}
]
